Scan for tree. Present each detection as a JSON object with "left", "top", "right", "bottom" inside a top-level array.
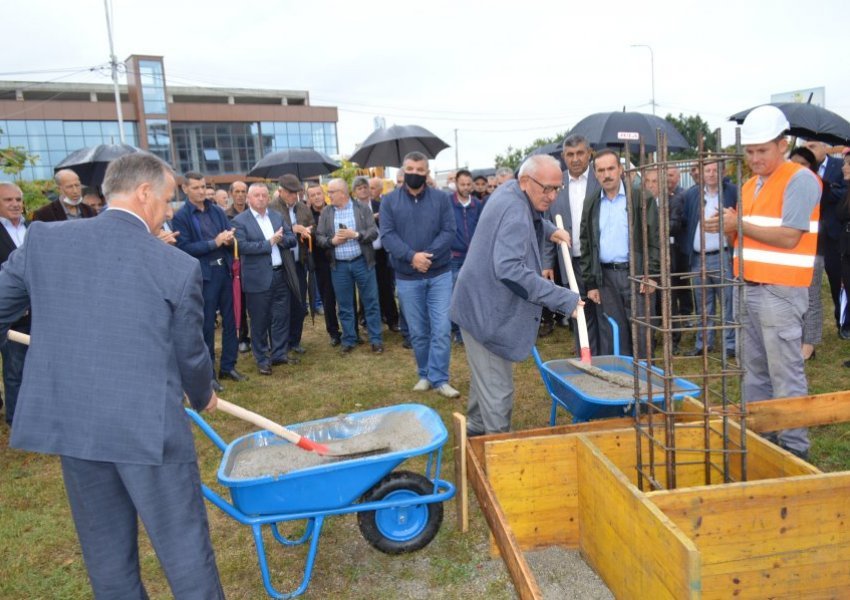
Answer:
[
  {"left": 664, "top": 113, "right": 718, "bottom": 158},
  {"left": 0, "top": 128, "right": 39, "bottom": 178},
  {"left": 494, "top": 132, "right": 567, "bottom": 171}
]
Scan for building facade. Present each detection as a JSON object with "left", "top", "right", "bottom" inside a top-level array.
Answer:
[{"left": 0, "top": 54, "right": 338, "bottom": 183}]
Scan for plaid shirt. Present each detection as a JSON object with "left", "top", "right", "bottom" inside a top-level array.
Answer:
[{"left": 333, "top": 200, "right": 362, "bottom": 261}]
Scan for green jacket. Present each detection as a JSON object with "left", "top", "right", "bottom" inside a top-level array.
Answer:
[{"left": 579, "top": 181, "right": 660, "bottom": 291}]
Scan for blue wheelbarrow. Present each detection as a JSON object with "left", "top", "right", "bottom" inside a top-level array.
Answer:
[
  {"left": 532, "top": 316, "right": 700, "bottom": 424},
  {"left": 186, "top": 403, "right": 455, "bottom": 599}
]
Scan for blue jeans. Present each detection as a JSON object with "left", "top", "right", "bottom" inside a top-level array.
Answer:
[
  {"left": 692, "top": 252, "right": 735, "bottom": 352},
  {"left": 331, "top": 256, "right": 382, "bottom": 347},
  {"left": 1, "top": 334, "right": 28, "bottom": 425},
  {"left": 396, "top": 271, "right": 453, "bottom": 386},
  {"left": 202, "top": 265, "right": 237, "bottom": 375}
]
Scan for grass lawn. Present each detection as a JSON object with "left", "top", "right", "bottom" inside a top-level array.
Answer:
[{"left": 3, "top": 288, "right": 850, "bottom": 599}]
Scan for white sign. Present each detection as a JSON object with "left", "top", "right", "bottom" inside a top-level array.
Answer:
[
  {"left": 770, "top": 87, "right": 825, "bottom": 107},
  {"left": 617, "top": 131, "right": 640, "bottom": 141}
]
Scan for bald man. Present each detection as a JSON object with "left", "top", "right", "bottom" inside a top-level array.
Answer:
[
  {"left": 32, "top": 169, "right": 97, "bottom": 222},
  {"left": 0, "top": 182, "right": 29, "bottom": 426}
]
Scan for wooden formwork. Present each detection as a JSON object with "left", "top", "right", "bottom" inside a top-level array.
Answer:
[{"left": 465, "top": 392, "right": 850, "bottom": 599}]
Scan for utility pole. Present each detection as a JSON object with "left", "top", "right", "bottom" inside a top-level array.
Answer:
[
  {"left": 104, "top": 0, "right": 125, "bottom": 143},
  {"left": 631, "top": 44, "right": 656, "bottom": 115},
  {"left": 454, "top": 128, "right": 459, "bottom": 169}
]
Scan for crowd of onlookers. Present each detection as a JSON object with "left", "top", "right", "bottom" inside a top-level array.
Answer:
[{"left": 1, "top": 135, "right": 849, "bottom": 426}]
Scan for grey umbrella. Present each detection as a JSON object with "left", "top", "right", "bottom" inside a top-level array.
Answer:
[
  {"left": 54, "top": 143, "right": 145, "bottom": 186},
  {"left": 567, "top": 112, "right": 690, "bottom": 153},
  {"left": 350, "top": 125, "right": 449, "bottom": 168},
  {"left": 247, "top": 149, "right": 340, "bottom": 180},
  {"left": 729, "top": 102, "right": 850, "bottom": 146}
]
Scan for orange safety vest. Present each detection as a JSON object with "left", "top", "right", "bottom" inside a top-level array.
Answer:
[{"left": 733, "top": 161, "right": 821, "bottom": 287}]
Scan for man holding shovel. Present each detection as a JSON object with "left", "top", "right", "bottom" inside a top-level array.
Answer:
[
  {"left": 0, "top": 153, "right": 224, "bottom": 599},
  {"left": 451, "top": 155, "right": 581, "bottom": 436}
]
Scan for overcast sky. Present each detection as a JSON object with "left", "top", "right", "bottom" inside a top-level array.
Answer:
[{"left": 5, "top": 0, "right": 849, "bottom": 175}]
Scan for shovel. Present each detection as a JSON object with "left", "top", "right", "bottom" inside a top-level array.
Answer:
[
  {"left": 5, "top": 330, "right": 385, "bottom": 458},
  {"left": 554, "top": 214, "right": 592, "bottom": 364}
]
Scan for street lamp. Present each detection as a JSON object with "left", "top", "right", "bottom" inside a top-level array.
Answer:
[{"left": 631, "top": 44, "right": 656, "bottom": 115}]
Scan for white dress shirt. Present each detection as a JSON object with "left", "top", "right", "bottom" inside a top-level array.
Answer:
[
  {"left": 568, "top": 168, "right": 588, "bottom": 257},
  {"left": 250, "top": 207, "right": 282, "bottom": 267}
]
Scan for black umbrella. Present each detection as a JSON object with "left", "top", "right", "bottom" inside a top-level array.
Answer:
[
  {"left": 728, "top": 102, "right": 850, "bottom": 146},
  {"left": 526, "top": 140, "right": 567, "bottom": 170},
  {"left": 471, "top": 168, "right": 496, "bottom": 179},
  {"left": 567, "top": 111, "right": 690, "bottom": 153},
  {"left": 350, "top": 125, "right": 449, "bottom": 168},
  {"left": 54, "top": 143, "right": 144, "bottom": 186},
  {"left": 247, "top": 149, "right": 340, "bottom": 180}
]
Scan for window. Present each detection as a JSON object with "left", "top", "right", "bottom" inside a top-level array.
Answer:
[{"left": 138, "top": 60, "right": 168, "bottom": 115}]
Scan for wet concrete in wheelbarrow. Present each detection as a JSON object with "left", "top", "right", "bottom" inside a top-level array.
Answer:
[{"left": 229, "top": 410, "right": 434, "bottom": 479}]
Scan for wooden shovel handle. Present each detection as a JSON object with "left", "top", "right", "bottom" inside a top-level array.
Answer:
[
  {"left": 7, "top": 330, "right": 30, "bottom": 345},
  {"left": 554, "top": 215, "right": 591, "bottom": 362}
]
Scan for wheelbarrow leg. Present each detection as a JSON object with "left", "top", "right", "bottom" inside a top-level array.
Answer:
[{"left": 251, "top": 516, "right": 325, "bottom": 599}]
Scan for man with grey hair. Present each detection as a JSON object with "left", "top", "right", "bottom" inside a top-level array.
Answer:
[
  {"left": 0, "top": 152, "right": 224, "bottom": 598},
  {"left": 32, "top": 169, "right": 97, "bottom": 222},
  {"left": 541, "top": 134, "right": 604, "bottom": 351},
  {"left": 316, "top": 178, "right": 384, "bottom": 353},
  {"left": 452, "top": 154, "right": 580, "bottom": 435},
  {"left": 495, "top": 166, "right": 515, "bottom": 186},
  {"left": 0, "top": 181, "right": 28, "bottom": 426}
]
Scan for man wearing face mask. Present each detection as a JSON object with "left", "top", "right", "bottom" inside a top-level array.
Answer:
[
  {"left": 32, "top": 169, "right": 98, "bottom": 222},
  {"left": 381, "top": 151, "right": 460, "bottom": 398}
]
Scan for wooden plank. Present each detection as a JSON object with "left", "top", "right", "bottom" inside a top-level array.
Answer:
[
  {"left": 577, "top": 435, "right": 701, "bottom": 599},
  {"left": 484, "top": 435, "right": 580, "bottom": 549},
  {"left": 746, "top": 390, "right": 850, "bottom": 432},
  {"left": 466, "top": 438, "right": 543, "bottom": 600},
  {"left": 651, "top": 471, "right": 850, "bottom": 598},
  {"left": 452, "top": 412, "right": 469, "bottom": 533}
]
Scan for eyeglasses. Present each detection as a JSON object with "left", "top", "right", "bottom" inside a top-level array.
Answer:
[{"left": 527, "top": 176, "right": 564, "bottom": 195}]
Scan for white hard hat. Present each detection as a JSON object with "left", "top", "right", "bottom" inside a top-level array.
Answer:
[{"left": 740, "top": 105, "right": 789, "bottom": 145}]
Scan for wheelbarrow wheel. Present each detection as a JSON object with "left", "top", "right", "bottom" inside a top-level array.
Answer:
[{"left": 357, "top": 470, "right": 443, "bottom": 555}]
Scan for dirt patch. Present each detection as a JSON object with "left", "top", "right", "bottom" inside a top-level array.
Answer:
[{"left": 524, "top": 546, "right": 613, "bottom": 599}]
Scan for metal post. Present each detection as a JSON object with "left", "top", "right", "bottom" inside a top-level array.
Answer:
[
  {"left": 630, "top": 44, "right": 656, "bottom": 115},
  {"left": 454, "top": 129, "right": 459, "bottom": 169},
  {"left": 104, "top": 0, "right": 125, "bottom": 143}
]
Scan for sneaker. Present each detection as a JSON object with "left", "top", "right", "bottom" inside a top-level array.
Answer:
[
  {"left": 412, "top": 378, "right": 431, "bottom": 392},
  {"left": 435, "top": 383, "right": 460, "bottom": 398}
]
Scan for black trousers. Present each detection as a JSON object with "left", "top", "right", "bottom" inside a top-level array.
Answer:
[{"left": 313, "top": 257, "right": 340, "bottom": 340}]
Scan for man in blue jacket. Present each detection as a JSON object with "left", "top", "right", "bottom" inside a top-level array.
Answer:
[
  {"left": 172, "top": 171, "right": 246, "bottom": 392},
  {"left": 449, "top": 169, "right": 481, "bottom": 344},
  {"left": 381, "top": 151, "right": 459, "bottom": 398},
  {"left": 452, "top": 155, "right": 580, "bottom": 435}
]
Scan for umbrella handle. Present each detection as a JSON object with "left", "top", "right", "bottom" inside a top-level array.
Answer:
[{"left": 233, "top": 237, "right": 239, "bottom": 260}]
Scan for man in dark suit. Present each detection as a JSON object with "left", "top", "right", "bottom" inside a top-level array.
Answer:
[
  {"left": 580, "top": 149, "right": 660, "bottom": 358},
  {"left": 306, "top": 183, "right": 341, "bottom": 346},
  {"left": 233, "top": 184, "right": 298, "bottom": 375},
  {"left": 805, "top": 141, "right": 849, "bottom": 334},
  {"left": 0, "top": 182, "right": 29, "bottom": 426},
  {"left": 0, "top": 153, "right": 224, "bottom": 598},
  {"left": 271, "top": 174, "right": 313, "bottom": 354},
  {"left": 542, "top": 134, "right": 605, "bottom": 353},
  {"left": 31, "top": 169, "right": 97, "bottom": 222},
  {"left": 172, "top": 171, "right": 246, "bottom": 391}
]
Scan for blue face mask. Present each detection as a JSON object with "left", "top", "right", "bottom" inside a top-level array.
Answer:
[{"left": 404, "top": 172, "right": 427, "bottom": 190}]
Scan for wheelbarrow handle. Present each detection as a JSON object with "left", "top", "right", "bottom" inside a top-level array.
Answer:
[{"left": 217, "top": 399, "right": 330, "bottom": 454}]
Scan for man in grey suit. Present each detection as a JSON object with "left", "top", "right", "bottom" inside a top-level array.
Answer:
[
  {"left": 451, "top": 155, "right": 581, "bottom": 436},
  {"left": 233, "top": 183, "right": 298, "bottom": 375},
  {"left": 0, "top": 153, "right": 224, "bottom": 599},
  {"left": 542, "top": 134, "right": 605, "bottom": 353}
]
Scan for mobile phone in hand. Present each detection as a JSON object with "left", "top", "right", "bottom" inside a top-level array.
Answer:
[{"left": 338, "top": 224, "right": 347, "bottom": 229}]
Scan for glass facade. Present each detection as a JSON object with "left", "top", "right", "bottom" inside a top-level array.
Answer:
[
  {"left": 174, "top": 121, "right": 338, "bottom": 175},
  {"left": 0, "top": 119, "right": 337, "bottom": 180},
  {"left": 138, "top": 60, "right": 167, "bottom": 115},
  {"left": 0, "top": 119, "right": 138, "bottom": 181}
]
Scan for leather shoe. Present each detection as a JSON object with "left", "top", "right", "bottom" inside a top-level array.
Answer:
[
  {"left": 258, "top": 365, "right": 272, "bottom": 376},
  {"left": 211, "top": 379, "right": 224, "bottom": 393},
  {"left": 272, "top": 356, "right": 299, "bottom": 365},
  {"left": 238, "top": 342, "right": 250, "bottom": 354},
  {"left": 538, "top": 322, "right": 555, "bottom": 338},
  {"left": 340, "top": 345, "right": 355, "bottom": 354},
  {"left": 840, "top": 328, "right": 850, "bottom": 340},
  {"left": 402, "top": 338, "right": 412, "bottom": 349},
  {"left": 329, "top": 336, "right": 341, "bottom": 347},
  {"left": 290, "top": 344, "right": 307, "bottom": 354},
  {"left": 219, "top": 369, "right": 247, "bottom": 382},
  {"left": 388, "top": 324, "right": 401, "bottom": 332},
  {"left": 371, "top": 344, "right": 383, "bottom": 354},
  {"left": 684, "top": 347, "right": 713, "bottom": 357},
  {"left": 725, "top": 349, "right": 736, "bottom": 359}
]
